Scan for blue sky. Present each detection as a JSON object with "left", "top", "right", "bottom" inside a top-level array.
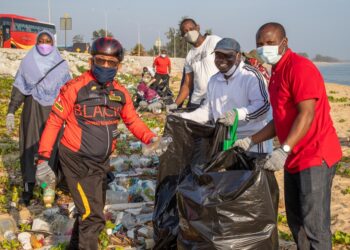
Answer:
[{"left": 1, "top": 0, "right": 349, "bottom": 60}]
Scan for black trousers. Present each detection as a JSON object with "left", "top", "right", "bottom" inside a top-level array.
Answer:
[
  {"left": 151, "top": 73, "right": 170, "bottom": 97},
  {"left": 59, "top": 145, "right": 108, "bottom": 250},
  {"left": 284, "top": 162, "right": 336, "bottom": 250}
]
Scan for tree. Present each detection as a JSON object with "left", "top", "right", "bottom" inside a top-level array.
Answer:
[
  {"left": 92, "top": 29, "right": 113, "bottom": 41},
  {"left": 72, "top": 34, "right": 84, "bottom": 44},
  {"left": 130, "top": 43, "right": 147, "bottom": 56},
  {"left": 298, "top": 52, "right": 309, "bottom": 58},
  {"left": 164, "top": 24, "right": 187, "bottom": 58},
  {"left": 313, "top": 54, "right": 340, "bottom": 62}
]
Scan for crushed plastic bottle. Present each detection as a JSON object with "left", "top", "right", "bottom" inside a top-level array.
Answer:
[
  {"left": 129, "top": 141, "right": 142, "bottom": 150},
  {"left": 142, "top": 136, "right": 173, "bottom": 156},
  {"left": 129, "top": 154, "right": 141, "bottom": 168},
  {"left": 0, "top": 214, "right": 17, "bottom": 238},
  {"left": 18, "top": 232, "right": 32, "bottom": 250},
  {"left": 106, "top": 190, "right": 129, "bottom": 204},
  {"left": 41, "top": 182, "right": 55, "bottom": 208}
]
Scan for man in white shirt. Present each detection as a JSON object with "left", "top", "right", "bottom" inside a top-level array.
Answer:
[
  {"left": 179, "top": 38, "right": 272, "bottom": 153},
  {"left": 167, "top": 18, "right": 221, "bottom": 110}
]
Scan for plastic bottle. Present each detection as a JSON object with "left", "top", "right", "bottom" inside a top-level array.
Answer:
[
  {"left": 10, "top": 186, "right": 19, "bottom": 208},
  {"left": 0, "top": 214, "right": 17, "bottom": 238},
  {"left": 41, "top": 182, "right": 55, "bottom": 208},
  {"left": 105, "top": 190, "right": 129, "bottom": 204},
  {"left": 142, "top": 136, "right": 173, "bottom": 156}
]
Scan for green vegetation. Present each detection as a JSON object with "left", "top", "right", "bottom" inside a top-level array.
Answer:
[
  {"left": 329, "top": 90, "right": 338, "bottom": 94},
  {"left": 341, "top": 187, "right": 350, "bottom": 195},
  {"left": 332, "top": 231, "right": 350, "bottom": 245},
  {"left": 1, "top": 239, "right": 21, "bottom": 249},
  {"left": 338, "top": 118, "right": 346, "bottom": 123},
  {"left": 278, "top": 230, "right": 293, "bottom": 241},
  {"left": 327, "top": 96, "right": 349, "bottom": 103}
]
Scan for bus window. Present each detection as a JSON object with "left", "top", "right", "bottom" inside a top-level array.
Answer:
[
  {"left": 14, "top": 19, "right": 55, "bottom": 35},
  {"left": 3, "top": 25, "right": 10, "bottom": 41}
]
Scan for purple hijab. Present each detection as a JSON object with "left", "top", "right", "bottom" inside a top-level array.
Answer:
[{"left": 13, "top": 30, "right": 71, "bottom": 106}]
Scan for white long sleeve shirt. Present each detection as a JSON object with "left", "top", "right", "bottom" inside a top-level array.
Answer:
[{"left": 181, "top": 61, "right": 272, "bottom": 153}]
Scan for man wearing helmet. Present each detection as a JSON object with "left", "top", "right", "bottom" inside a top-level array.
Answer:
[{"left": 35, "top": 37, "right": 159, "bottom": 250}]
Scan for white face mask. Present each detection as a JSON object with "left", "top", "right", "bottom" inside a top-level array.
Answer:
[
  {"left": 256, "top": 45, "right": 282, "bottom": 65},
  {"left": 184, "top": 30, "right": 200, "bottom": 44},
  {"left": 161, "top": 54, "right": 166, "bottom": 58},
  {"left": 224, "top": 64, "right": 237, "bottom": 76}
]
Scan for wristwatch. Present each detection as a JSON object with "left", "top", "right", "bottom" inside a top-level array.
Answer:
[{"left": 282, "top": 144, "right": 291, "bottom": 153}]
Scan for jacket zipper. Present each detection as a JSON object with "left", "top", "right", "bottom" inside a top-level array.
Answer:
[{"left": 104, "top": 94, "right": 110, "bottom": 157}]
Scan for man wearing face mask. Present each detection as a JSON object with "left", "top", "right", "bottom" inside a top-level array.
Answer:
[
  {"left": 166, "top": 18, "right": 221, "bottom": 111},
  {"left": 179, "top": 38, "right": 272, "bottom": 153},
  {"left": 234, "top": 22, "right": 342, "bottom": 249},
  {"left": 36, "top": 37, "right": 160, "bottom": 250},
  {"left": 152, "top": 49, "right": 171, "bottom": 96}
]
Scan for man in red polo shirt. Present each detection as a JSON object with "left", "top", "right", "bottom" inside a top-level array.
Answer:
[
  {"left": 152, "top": 49, "right": 171, "bottom": 96},
  {"left": 234, "top": 22, "right": 342, "bottom": 249}
]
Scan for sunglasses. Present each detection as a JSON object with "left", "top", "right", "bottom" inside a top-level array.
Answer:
[{"left": 94, "top": 57, "right": 119, "bottom": 68}]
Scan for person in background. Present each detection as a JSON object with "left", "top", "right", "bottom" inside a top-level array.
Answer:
[
  {"left": 234, "top": 22, "right": 342, "bottom": 250},
  {"left": 242, "top": 49, "right": 270, "bottom": 84},
  {"left": 152, "top": 49, "right": 171, "bottom": 96},
  {"left": 35, "top": 37, "right": 161, "bottom": 250},
  {"left": 178, "top": 38, "right": 272, "bottom": 153},
  {"left": 166, "top": 18, "right": 221, "bottom": 111},
  {"left": 6, "top": 30, "right": 71, "bottom": 206}
]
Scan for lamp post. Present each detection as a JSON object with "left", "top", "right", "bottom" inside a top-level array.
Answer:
[
  {"left": 173, "top": 28, "right": 176, "bottom": 58},
  {"left": 137, "top": 24, "right": 140, "bottom": 56},
  {"left": 48, "top": 0, "right": 51, "bottom": 23}
]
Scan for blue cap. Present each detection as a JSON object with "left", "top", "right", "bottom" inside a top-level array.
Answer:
[{"left": 214, "top": 38, "right": 241, "bottom": 54}]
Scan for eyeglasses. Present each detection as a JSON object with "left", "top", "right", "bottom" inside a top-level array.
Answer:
[{"left": 94, "top": 56, "right": 119, "bottom": 68}]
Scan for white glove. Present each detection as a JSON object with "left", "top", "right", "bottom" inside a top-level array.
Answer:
[
  {"left": 6, "top": 113, "right": 15, "bottom": 133},
  {"left": 166, "top": 103, "right": 178, "bottom": 113},
  {"left": 233, "top": 137, "right": 254, "bottom": 151},
  {"left": 264, "top": 148, "right": 287, "bottom": 171},
  {"left": 218, "top": 110, "right": 237, "bottom": 126},
  {"left": 148, "top": 102, "right": 162, "bottom": 113},
  {"left": 36, "top": 161, "right": 56, "bottom": 186}
]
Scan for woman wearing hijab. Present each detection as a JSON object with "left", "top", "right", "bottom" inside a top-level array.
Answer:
[{"left": 6, "top": 30, "right": 71, "bottom": 206}]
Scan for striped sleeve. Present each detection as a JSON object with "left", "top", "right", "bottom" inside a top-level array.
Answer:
[{"left": 236, "top": 65, "right": 270, "bottom": 122}]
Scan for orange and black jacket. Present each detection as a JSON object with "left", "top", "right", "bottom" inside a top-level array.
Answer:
[{"left": 38, "top": 70, "right": 155, "bottom": 162}]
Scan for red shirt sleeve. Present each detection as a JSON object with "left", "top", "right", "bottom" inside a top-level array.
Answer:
[
  {"left": 118, "top": 85, "right": 155, "bottom": 144},
  {"left": 289, "top": 61, "right": 322, "bottom": 104},
  {"left": 38, "top": 80, "right": 78, "bottom": 160}
]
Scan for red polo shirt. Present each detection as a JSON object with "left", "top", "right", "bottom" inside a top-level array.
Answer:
[
  {"left": 269, "top": 49, "right": 342, "bottom": 173},
  {"left": 153, "top": 56, "right": 171, "bottom": 74}
]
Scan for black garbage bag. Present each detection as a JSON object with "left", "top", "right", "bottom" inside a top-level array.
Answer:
[
  {"left": 153, "top": 115, "right": 227, "bottom": 249},
  {"left": 177, "top": 148, "right": 279, "bottom": 250}
]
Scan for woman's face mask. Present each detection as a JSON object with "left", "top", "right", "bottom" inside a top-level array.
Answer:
[{"left": 36, "top": 44, "right": 54, "bottom": 56}]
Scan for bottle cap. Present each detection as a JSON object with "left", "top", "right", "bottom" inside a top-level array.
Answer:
[{"left": 41, "top": 182, "right": 47, "bottom": 189}]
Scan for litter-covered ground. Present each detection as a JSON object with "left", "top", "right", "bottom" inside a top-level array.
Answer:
[{"left": 1, "top": 72, "right": 350, "bottom": 249}]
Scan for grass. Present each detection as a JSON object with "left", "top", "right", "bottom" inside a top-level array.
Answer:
[
  {"left": 341, "top": 187, "right": 350, "bottom": 195},
  {"left": 328, "top": 95, "right": 349, "bottom": 103},
  {"left": 338, "top": 119, "right": 346, "bottom": 123}
]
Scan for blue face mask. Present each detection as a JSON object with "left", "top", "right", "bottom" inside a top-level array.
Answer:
[{"left": 92, "top": 64, "right": 117, "bottom": 84}]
